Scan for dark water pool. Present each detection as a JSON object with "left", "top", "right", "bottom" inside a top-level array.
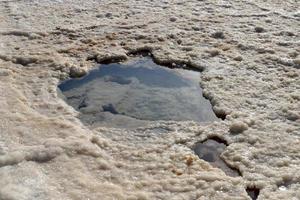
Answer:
[
  {"left": 194, "top": 139, "right": 240, "bottom": 177},
  {"left": 58, "top": 56, "right": 218, "bottom": 128}
]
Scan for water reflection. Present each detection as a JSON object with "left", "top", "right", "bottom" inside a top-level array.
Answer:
[
  {"left": 194, "top": 139, "right": 240, "bottom": 177},
  {"left": 59, "top": 58, "right": 190, "bottom": 91},
  {"left": 58, "top": 57, "right": 218, "bottom": 128}
]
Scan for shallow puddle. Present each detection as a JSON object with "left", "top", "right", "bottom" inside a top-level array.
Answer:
[
  {"left": 58, "top": 56, "right": 218, "bottom": 128},
  {"left": 194, "top": 139, "right": 240, "bottom": 177}
]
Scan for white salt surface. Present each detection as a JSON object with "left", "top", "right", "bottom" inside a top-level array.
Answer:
[{"left": 0, "top": 0, "right": 299, "bottom": 199}]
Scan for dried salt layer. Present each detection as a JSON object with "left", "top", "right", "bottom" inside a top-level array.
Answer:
[
  {"left": 0, "top": 0, "right": 300, "bottom": 199},
  {"left": 58, "top": 56, "right": 218, "bottom": 128}
]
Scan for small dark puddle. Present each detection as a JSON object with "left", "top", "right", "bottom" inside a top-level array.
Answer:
[
  {"left": 194, "top": 138, "right": 260, "bottom": 199},
  {"left": 58, "top": 56, "right": 218, "bottom": 128},
  {"left": 246, "top": 187, "right": 260, "bottom": 200},
  {"left": 194, "top": 138, "right": 240, "bottom": 177}
]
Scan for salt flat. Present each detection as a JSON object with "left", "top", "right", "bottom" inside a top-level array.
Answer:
[{"left": 0, "top": 0, "right": 299, "bottom": 199}]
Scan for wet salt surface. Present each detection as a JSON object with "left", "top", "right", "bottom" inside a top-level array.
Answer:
[
  {"left": 194, "top": 139, "right": 240, "bottom": 177},
  {"left": 58, "top": 57, "right": 218, "bottom": 128}
]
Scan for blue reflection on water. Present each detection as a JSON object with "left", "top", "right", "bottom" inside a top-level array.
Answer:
[
  {"left": 59, "top": 59, "right": 189, "bottom": 91},
  {"left": 58, "top": 57, "right": 218, "bottom": 128}
]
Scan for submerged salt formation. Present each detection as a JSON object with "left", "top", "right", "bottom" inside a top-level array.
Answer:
[
  {"left": 59, "top": 56, "right": 218, "bottom": 128},
  {"left": 0, "top": 0, "right": 299, "bottom": 199}
]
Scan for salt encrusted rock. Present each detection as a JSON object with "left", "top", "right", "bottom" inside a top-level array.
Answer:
[
  {"left": 169, "top": 17, "right": 177, "bottom": 22},
  {"left": 25, "top": 147, "right": 63, "bottom": 163},
  {"left": 233, "top": 55, "right": 243, "bottom": 61},
  {"left": 96, "top": 53, "right": 127, "bottom": 63},
  {"left": 213, "top": 106, "right": 229, "bottom": 119},
  {"left": 13, "top": 56, "right": 38, "bottom": 66},
  {"left": 211, "top": 31, "right": 225, "bottom": 39},
  {"left": 69, "top": 66, "right": 87, "bottom": 78},
  {"left": 286, "top": 111, "right": 300, "bottom": 121},
  {"left": 105, "top": 13, "right": 112, "bottom": 18},
  {"left": 192, "top": 26, "right": 201, "bottom": 31},
  {"left": 254, "top": 27, "right": 265, "bottom": 33},
  {"left": 207, "top": 49, "right": 220, "bottom": 57},
  {"left": 229, "top": 121, "right": 248, "bottom": 134}
]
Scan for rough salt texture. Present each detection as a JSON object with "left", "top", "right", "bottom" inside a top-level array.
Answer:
[{"left": 0, "top": 0, "right": 299, "bottom": 199}]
